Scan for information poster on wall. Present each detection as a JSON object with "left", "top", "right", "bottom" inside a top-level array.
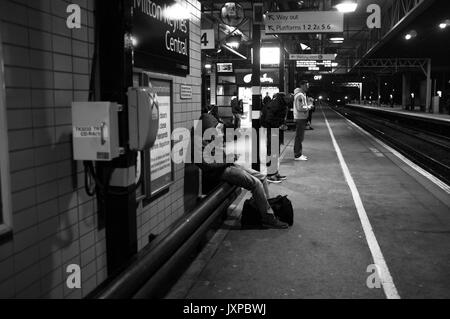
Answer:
[{"left": 146, "top": 78, "right": 174, "bottom": 197}]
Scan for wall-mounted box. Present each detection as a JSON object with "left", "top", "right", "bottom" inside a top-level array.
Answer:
[{"left": 72, "top": 102, "right": 121, "bottom": 161}]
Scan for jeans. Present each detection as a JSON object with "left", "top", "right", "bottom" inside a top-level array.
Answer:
[
  {"left": 294, "top": 119, "right": 307, "bottom": 158},
  {"left": 266, "top": 128, "right": 281, "bottom": 176},
  {"left": 307, "top": 110, "right": 313, "bottom": 125},
  {"left": 233, "top": 114, "right": 241, "bottom": 129},
  {"left": 221, "top": 164, "right": 272, "bottom": 216}
]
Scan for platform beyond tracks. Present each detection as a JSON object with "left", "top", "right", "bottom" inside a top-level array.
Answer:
[{"left": 347, "top": 104, "right": 450, "bottom": 123}]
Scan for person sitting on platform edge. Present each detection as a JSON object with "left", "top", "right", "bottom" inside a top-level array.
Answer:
[{"left": 196, "top": 112, "right": 289, "bottom": 229}]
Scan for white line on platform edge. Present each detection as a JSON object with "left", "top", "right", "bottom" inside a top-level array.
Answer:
[
  {"left": 322, "top": 109, "right": 401, "bottom": 300},
  {"left": 334, "top": 109, "right": 450, "bottom": 195}
]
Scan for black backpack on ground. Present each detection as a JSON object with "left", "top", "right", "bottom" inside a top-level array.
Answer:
[{"left": 241, "top": 195, "right": 294, "bottom": 228}]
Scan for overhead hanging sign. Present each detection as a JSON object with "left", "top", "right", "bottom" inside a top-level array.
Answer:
[
  {"left": 131, "top": 0, "right": 190, "bottom": 76},
  {"left": 265, "top": 11, "right": 344, "bottom": 34},
  {"left": 201, "top": 29, "right": 215, "bottom": 50},
  {"left": 296, "top": 60, "right": 332, "bottom": 72},
  {"left": 290, "top": 54, "right": 336, "bottom": 61}
]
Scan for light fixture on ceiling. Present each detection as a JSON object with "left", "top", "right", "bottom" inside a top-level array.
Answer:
[
  {"left": 205, "top": 64, "right": 212, "bottom": 69},
  {"left": 261, "top": 47, "right": 281, "bottom": 66},
  {"left": 405, "top": 30, "right": 417, "bottom": 40},
  {"left": 165, "top": 3, "right": 190, "bottom": 20},
  {"left": 226, "top": 35, "right": 242, "bottom": 49},
  {"left": 300, "top": 43, "right": 311, "bottom": 50},
  {"left": 439, "top": 19, "right": 450, "bottom": 29},
  {"left": 334, "top": 1, "right": 358, "bottom": 13},
  {"left": 330, "top": 37, "right": 344, "bottom": 41}
]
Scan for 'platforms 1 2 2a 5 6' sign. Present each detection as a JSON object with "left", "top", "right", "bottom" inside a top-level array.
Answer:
[
  {"left": 265, "top": 11, "right": 344, "bottom": 34},
  {"left": 131, "top": 0, "right": 190, "bottom": 76}
]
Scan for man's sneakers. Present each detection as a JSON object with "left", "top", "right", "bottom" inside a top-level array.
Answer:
[
  {"left": 267, "top": 175, "right": 282, "bottom": 184},
  {"left": 267, "top": 173, "right": 287, "bottom": 183},
  {"left": 261, "top": 213, "right": 289, "bottom": 229},
  {"left": 295, "top": 155, "right": 308, "bottom": 161}
]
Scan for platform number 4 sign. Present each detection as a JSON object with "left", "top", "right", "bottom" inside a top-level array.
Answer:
[{"left": 201, "top": 29, "right": 215, "bottom": 50}]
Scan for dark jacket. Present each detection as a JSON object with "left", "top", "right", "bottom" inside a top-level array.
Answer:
[
  {"left": 261, "top": 94, "right": 289, "bottom": 128},
  {"left": 195, "top": 113, "right": 232, "bottom": 175},
  {"left": 231, "top": 98, "right": 243, "bottom": 115}
]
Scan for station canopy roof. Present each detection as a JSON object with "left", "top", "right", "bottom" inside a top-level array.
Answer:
[{"left": 200, "top": 0, "right": 450, "bottom": 72}]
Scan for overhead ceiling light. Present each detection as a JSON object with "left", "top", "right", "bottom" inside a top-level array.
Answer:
[
  {"left": 330, "top": 37, "right": 344, "bottom": 41},
  {"left": 205, "top": 64, "right": 212, "bottom": 69},
  {"left": 227, "top": 41, "right": 240, "bottom": 49},
  {"left": 405, "top": 30, "right": 417, "bottom": 40},
  {"left": 334, "top": 1, "right": 358, "bottom": 13},
  {"left": 439, "top": 20, "right": 450, "bottom": 29},
  {"left": 226, "top": 35, "right": 241, "bottom": 49},
  {"left": 261, "top": 47, "right": 280, "bottom": 65},
  {"left": 165, "top": 3, "right": 190, "bottom": 20},
  {"left": 300, "top": 43, "right": 311, "bottom": 50}
]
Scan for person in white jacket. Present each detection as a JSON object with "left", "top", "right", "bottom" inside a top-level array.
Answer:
[{"left": 293, "top": 80, "right": 313, "bottom": 161}]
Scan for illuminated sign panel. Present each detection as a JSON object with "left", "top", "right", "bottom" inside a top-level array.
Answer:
[
  {"left": 217, "top": 63, "right": 234, "bottom": 73},
  {"left": 131, "top": 0, "right": 190, "bottom": 76},
  {"left": 265, "top": 11, "right": 344, "bottom": 34},
  {"left": 296, "top": 60, "right": 332, "bottom": 72}
]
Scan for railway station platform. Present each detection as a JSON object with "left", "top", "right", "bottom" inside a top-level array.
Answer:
[
  {"left": 347, "top": 104, "right": 450, "bottom": 123},
  {"left": 166, "top": 106, "right": 450, "bottom": 299}
]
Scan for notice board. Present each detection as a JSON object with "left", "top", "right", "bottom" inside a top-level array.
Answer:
[{"left": 139, "top": 75, "right": 174, "bottom": 201}]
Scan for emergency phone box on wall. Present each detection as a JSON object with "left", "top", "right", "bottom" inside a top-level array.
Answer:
[
  {"left": 128, "top": 87, "right": 160, "bottom": 151},
  {"left": 72, "top": 102, "right": 121, "bottom": 161}
]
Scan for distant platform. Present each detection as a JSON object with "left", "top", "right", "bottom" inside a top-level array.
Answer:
[{"left": 347, "top": 104, "right": 450, "bottom": 123}]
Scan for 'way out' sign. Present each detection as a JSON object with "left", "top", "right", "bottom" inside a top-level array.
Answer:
[{"left": 265, "top": 11, "right": 344, "bottom": 34}]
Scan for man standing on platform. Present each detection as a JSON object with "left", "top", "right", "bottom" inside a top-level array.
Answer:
[
  {"left": 293, "top": 80, "right": 313, "bottom": 161},
  {"left": 263, "top": 92, "right": 272, "bottom": 106}
]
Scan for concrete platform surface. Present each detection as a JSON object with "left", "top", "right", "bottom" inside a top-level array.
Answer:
[{"left": 166, "top": 106, "right": 450, "bottom": 299}]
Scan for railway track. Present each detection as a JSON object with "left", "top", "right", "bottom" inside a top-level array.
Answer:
[{"left": 332, "top": 106, "right": 450, "bottom": 186}]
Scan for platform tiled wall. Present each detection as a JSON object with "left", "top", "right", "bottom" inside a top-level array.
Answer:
[
  {"left": 0, "top": 0, "right": 202, "bottom": 299},
  {"left": 136, "top": 0, "right": 202, "bottom": 251}
]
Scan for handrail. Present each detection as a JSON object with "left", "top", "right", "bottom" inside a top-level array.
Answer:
[{"left": 88, "top": 183, "right": 239, "bottom": 299}]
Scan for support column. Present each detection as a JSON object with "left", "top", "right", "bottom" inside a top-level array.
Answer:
[
  {"left": 97, "top": 0, "right": 137, "bottom": 277},
  {"left": 251, "top": 23, "right": 261, "bottom": 172},
  {"left": 210, "top": 64, "right": 216, "bottom": 106},
  {"left": 426, "top": 59, "right": 432, "bottom": 113},
  {"left": 279, "top": 41, "right": 285, "bottom": 94},
  {"left": 402, "top": 73, "right": 410, "bottom": 110},
  {"left": 359, "top": 83, "right": 363, "bottom": 105},
  {"left": 377, "top": 76, "right": 381, "bottom": 107}
]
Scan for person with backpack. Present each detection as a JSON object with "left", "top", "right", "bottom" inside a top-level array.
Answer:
[
  {"left": 231, "top": 94, "right": 244, "bottom": 130},
  {"left": 196, "top": 112, "right": 289, "bottom": 229},
  {"left": 293, "top": 81, "right": 313, "bottom": 161},
  {"left": 305, "top": 97, "right": 315, "bottom": 130},
  {"left": 261, "top": 92, "right": 293, "bottom": 183},
  {"left": 263, "top": 92, "right": 272, "bottom": 106}
]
